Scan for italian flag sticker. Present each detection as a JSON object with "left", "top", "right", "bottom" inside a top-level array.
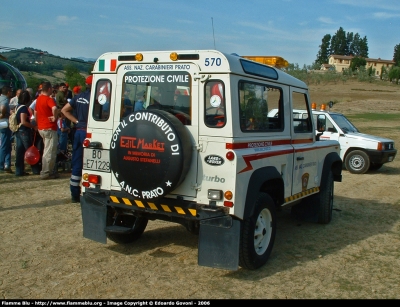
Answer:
[{"left": 99, "top": 59, "right": 117, "bottom": 72}]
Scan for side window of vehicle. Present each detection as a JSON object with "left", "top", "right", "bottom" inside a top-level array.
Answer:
[
  {"left": 239, "top": 81, "right": 283, "bottom": 132},
  {"left": 316, "top": 114, "right": 326, "bottom": 132},
  {"left": 205, "top": 81, "right": 226, "bottom": 128},
  {"left": 92, "top": 79, "right": 111, "bottom": 121},
  {"left": 292, "top": 92, "right": 312, "bottom": 133},
  {"left": 325, "top": 117, "right": 337, "bottom": 132}
]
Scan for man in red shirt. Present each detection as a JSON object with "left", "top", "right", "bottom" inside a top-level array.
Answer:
[{"left": 34, "top": 81, "right": 59, "bottom": 179}]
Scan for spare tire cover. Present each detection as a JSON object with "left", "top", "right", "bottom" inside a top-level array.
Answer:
[{"left": 110, "top": 109, "right": 192, "bottom": 200}]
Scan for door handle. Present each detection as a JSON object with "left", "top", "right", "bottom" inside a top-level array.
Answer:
[{"left": 297, "top": 157, "right": 304, "bottom": 161}]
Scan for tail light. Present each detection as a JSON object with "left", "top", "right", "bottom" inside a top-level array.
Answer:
[{"left": 82, "top": 173, "right": 101, "bottom": 187}]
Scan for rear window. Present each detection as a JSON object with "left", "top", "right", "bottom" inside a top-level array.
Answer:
[{"left": 121, "top": 71, "right": 192, "bottom": 125}]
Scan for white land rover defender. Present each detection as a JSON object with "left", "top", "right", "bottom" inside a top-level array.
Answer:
[{"left": 81, "top": 50, "right": 342, "bottom": 270}]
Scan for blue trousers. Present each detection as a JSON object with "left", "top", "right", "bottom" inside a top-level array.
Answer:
[
  {"left": 0, "top": 127, "right": 12, "bottom": 170},
  {"left": 70, "top": 129, "right": 86, "bottom": 199},
  {"left": 58, "top": 131, "right": 69, "bottom": 152}
]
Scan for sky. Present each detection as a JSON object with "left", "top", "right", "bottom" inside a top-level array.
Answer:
[{"left": 1, "top": 0, "right": 400, "bottom": 67}]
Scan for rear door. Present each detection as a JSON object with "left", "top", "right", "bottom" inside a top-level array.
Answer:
[
  {"left": 107, "top": 64, "right": 200, "bottom": 198},
  {"left": 84, "top": 75, "right": 115, "bottom": 190}
]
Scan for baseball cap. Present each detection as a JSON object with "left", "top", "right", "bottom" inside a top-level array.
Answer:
[
  {"left": 85, "top": 75, "right": 93, "bottom": 85},
  {"left": 73, "top": 85, "right": 82, "bottom": 94}
]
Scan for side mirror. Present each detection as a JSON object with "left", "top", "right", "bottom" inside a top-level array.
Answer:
[{"left": 328, "top": 101, "right": 333, "bottom": 108}]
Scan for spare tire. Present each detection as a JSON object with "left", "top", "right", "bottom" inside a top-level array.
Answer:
[{"left": 110, "top": 110, "right": 192, "bottom": 200}]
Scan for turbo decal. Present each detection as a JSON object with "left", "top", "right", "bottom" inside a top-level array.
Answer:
[{"left": 203, "top": 174, "right": 226, "bottom": 183}]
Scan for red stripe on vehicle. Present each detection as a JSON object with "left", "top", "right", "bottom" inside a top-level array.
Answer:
[{"left": 239, "top": 148, "right": 295, "bottom": 173}]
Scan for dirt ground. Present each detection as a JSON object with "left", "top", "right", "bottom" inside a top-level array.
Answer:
[{"left": 1, "top": 79, "right": 399, "bottom": 299}]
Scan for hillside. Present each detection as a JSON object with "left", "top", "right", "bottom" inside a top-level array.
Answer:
[
  {"left": 20, "top": 70, "right": 88, "bottom": 85},
  {"left": 0, "top": 47, "right": 93, "bottom": 75}
]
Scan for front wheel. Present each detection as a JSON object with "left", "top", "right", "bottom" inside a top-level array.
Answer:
[
  {"left": 239, "top": 193, "right": 276, "bottom": 270},
  {"left": 345, "top": 150, "right": 370, "bottom": 174}
]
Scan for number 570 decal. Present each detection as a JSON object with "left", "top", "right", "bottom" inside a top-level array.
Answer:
[{"left": 205, "top": 57, "right": 222, "bottom": 66}]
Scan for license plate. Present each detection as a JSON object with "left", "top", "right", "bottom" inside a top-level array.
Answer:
[{"left": 84, "top": 148, "right": 111, "bottom": 172}]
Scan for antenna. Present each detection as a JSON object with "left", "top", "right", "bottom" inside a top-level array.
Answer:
[{"left": 211, "top": 17, "right": 216, "bottom": 49}]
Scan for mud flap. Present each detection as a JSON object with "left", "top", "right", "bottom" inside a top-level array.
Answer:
[
  {"left": 198, "top": 216, "right": 240, "bottom": 270},
  {"left": 80, "top": 194, "right": 107, "bottom": 244}
]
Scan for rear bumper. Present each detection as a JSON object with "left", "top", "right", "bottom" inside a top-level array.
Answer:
[
  {"left": 84, "top": 189, "right": 230, "bottom": 221},
  {"left": 366, "top": 149, "right": 397, "bottom": 164},
  {"left": 81, "top": 189, "right": 240, "bottom": 270}
]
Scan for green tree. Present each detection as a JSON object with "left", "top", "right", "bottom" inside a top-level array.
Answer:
[
  {"left": 366, "top": 65, "right": 375, "bottom": 77},
  {"left": 64, "top": 64, "right": 85, "bottom": 88},
  {"left": 315, "top": 28, "right": 369, "bottom": 65},
  {"left": 350, "top": 33, "right": 361, "bottom": 55},
  {"left": 359, "top": 36, "right": 369, "bottom": 57},
  {"left": 349, "top": 57, "right": 366, "bottom": 71},
  {"left": 393, "top": 43, "right": 400, "bottom": 66},
  {"left": 380, "top": 65, "right": 388, "bottom": 80},
  {"left": 315, "top": 34, "right": 331, "bottom": 66},
  {"left": 388, "top": 66, "right": 400, "bottom": 84},
  {"left": 22, "top": 73, "right": 45, "bottom": 93},
  {"left": 345, "top": 32, "right": 353, "bottom": 55},
  {"left": 64, "top": 64, "right": 80, "bottom": 79},
  {"left": 348, "top": 33, "right": 369, "bottom": 57},
  {"left": 330, "top": 27, "right": 347, "bottom": 55}
]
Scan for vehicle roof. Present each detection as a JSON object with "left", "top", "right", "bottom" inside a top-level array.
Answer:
[
  {"left": 311, "top": 110, "right": 344, "bottom": 116},
  {"left": 95, "top": 50, "right": 308, "bottom": 89}
]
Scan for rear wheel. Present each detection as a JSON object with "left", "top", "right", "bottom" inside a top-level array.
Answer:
[
  {"left": 239, "top": 193, "right": 276, "bottom": 270},
  {"left": 106, "top": 207, "right": 148, "bottom": 244},
  {"left": 345, "top": 150, "right": 370, "bottom": 174}
]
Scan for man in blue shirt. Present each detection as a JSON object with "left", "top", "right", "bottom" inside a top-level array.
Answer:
[
  {"left": 61, "top": 76, "right": 92, "bottom": 203},
  {"left": 134, "top": 90, "right": 146, "bottom": 111},
  {"left": 122, "top": 88, "right": 132, "bottom": 117},
  {"left": 0, "top": 86, "right": 13, "bottom": 173}
]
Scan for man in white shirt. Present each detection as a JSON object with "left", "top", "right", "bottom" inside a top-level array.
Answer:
[{"left": 9, "top": 88, "right": 21, "bottom": 111}]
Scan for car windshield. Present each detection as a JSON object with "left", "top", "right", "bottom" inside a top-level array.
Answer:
[{"left": 330, "top": 113, "right": 359, "bottom": 133}]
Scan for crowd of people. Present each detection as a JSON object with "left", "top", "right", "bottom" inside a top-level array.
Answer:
[{"left": 0, "top": 76, "right": 92, "bottom": 203}]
